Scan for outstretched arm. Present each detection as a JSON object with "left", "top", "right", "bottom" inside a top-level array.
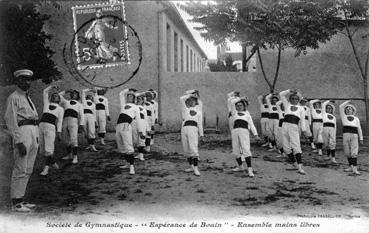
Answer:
[
  {"left": 59, "top": 91, "right": 67, "bottom": 105},
  {"left": 265, "top": 93, "right": 272, "bottom": 106},
  {"left": 180, "top": 94, "right": 191, "bottom": 112},
  {"left": 257, "top": 95, "right": 264, "bottom": 106},
  {"left": 82, "top": 89, "right": 89, "bottom": 107}
]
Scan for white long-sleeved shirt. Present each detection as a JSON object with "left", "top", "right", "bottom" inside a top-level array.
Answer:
[
  {"left": 230, "top": 97, "right": 258, "bottom": 136},
  {"left": 40, "top": 86, "right": 64, "bottom": 133},
  {"left": 180, "top": 94, "right": 204, "bottom": 136},
  {"left": 118, "top": 89, "right": 140, "bottom": 123},
  {"left": 137, "top": 105, "right": 150, "bottom": 134},
  {"left": 301, "top": 105, "right": 312, "bottom": 125},
  {"left": 59, "top": 91, "right": 85, "bottom": 126},
  {"left": 266, "top": 94, "right": 279, "bottom": 120},
  {"left": 82, "top": 90, "right": 96, "bottom": 118},
  {"left": 309, "top": 99, "right": 323, "bottom": 121},
  {"left": 339, "top": 101, "right": 363, "bottom": 140},
  {"left": 94, "top": 94, "right": 109, "bottom": 117},
  {"left": 279, "top": 90, "right": 306, "bottom": 132},
  {"left": 257, "top": 95, "right": 269, "bottom": 118},
  {"left": 322, "top": 100, "right": 336, "bottom": 128},
  {"left": 276, "top": 100, "right": 285, "bottom": 124},
  {"left": 4, "top": 88, "right": 39, "bottom": 143}
]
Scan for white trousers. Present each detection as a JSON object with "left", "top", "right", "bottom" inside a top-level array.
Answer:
[
  {"left": 62, "top": 117, "right": 78, "bottom": 147},
  {"left": 282, "top": 122, "right": 301, "bottom": 155},
  {"left": 116, "top": 123, "right": 134, "bottom": 154},
  {"left": 276, "top": 126, "right": 284, "bottom": 149},
  {"left": 131, "top": 119, "right": 138, "bottom": 146},
  {"left": 231, "top": 128, "right": 251, "bottom": 158},
  {"left": 11, "top": 125, "right": 39, "bottom": 199},
  {"left": 84, "top": 114, "right": 96, "bottom": 139},
  {"left": 312, "top": 122, "right": 323, "bottom": 144},
  {"left": 343, "top": 133, "right": 359, "bottom": 157},
  {"left": 268, "top": 119, "right": 279, "bottom": 141},
  {"left": 322, "top": 127, "right": 336, "bottom": 150},
  {"left": 260, "top": 118, "right": 270, "bottom": 138},
  {"left": 96, "top": 110, "right": 106, "bottom": 134},
  {"left": 39, "top": 122, "right": 56, "bottom": 156},
  {"left": 181, "top": 126, "right": 199, "bottom": 157}
]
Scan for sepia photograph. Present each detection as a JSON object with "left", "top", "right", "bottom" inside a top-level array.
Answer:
[{"left": 0, "top": 0, "right": 368, "bottom": 232}]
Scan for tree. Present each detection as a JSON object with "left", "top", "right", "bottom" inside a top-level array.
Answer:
[
  {"left": 337, "top": 0, "right": 369, "bottom": 123},
  {"left": 208, "top": 56, "right": 238, "bottom": 72},
  {"left": 178, "top": 0, "right": 341, "bottom": 92},
  {"left": 0, "top": 1, "right": 61, "bottom": 86}
]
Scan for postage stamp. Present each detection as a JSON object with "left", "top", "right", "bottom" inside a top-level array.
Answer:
[{"left": 72, "top": 1, "right": 130, "bottom": 70}]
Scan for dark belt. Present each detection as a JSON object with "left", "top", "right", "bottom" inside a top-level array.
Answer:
[
  {"left": 39, "top": 113, "right": 57, "bottom": 126},
  {"left": 228, "top": 112, "right": 232, "bottom": 118},
  {"left": 323, "top": 122, "right": 335, "bottom": 128},
  {"left": 84, "top": 109, "right": 93, "bottom": 114},
  {"left": 18, "top": 119, "right": 38, "bottom": 127},
  {"left": 269, "top": 113, "right": 279, "bottom": 119},
  {"left": 343, "top": 126, "right": 358, "bottom": 134},
  {"left": 64, "top": 109, "right": 78, "bottom": 118},
  {"left": 147, "top": 110, "right": 152, "bottom": 116},
  {"left": 96, "top": 103, "right": 105, "bottom": 110},
  {"left": 283, "top": 115, "right": 300, "bottom": 125},
  {"left": 312, "top": 119, "right": 323, "bottom": 123},
  {"left": 233, "top": 119, "right": 248, "bottom": 129},
  {"left": 117, "top": 113, "right": 133, "bottom": 124},
  {"left": 261, "top": 112, "right": 269, "bottom": 118},
  {"left": 278, "top": 119, "right": 284, "bottom": 127},
  {"left": 183, "top": 120, "right": 197, "bottom": 127}
]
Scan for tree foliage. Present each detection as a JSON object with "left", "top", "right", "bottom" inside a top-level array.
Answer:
[
  {"left": 0, "top": 1, "right": 61, "bottom": 86},
  {"left": 208, "top": 56, "right": 238, "bottom": 72},
  {"left": 179, "top": 0, "right": 343, "bottom": 92}
]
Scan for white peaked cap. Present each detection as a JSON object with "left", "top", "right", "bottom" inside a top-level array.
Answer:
[{"left": 14, "top": 69, "right": 33, "bottom": 78}]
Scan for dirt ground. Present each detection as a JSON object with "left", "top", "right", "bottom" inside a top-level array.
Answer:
[{"left": 0, "top": 132, "right": 369, "bottom": 232}]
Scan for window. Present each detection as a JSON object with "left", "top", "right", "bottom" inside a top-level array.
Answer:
[
  {"left": 190, "top": 49, "right": 193, "bottom": 72},
  {"left": 180, "top": 39, "right": 183, "bottom": 72},
  {"left": 186, "top": 45, "right": 189, "bottom": 72},
  {"left": 166, "top": 24, "right": 171, "bottom": 72},
  {"left": 174, "top": 31, "right": 178, "bottom": 72}
]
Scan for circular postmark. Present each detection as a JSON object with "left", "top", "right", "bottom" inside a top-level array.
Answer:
[{"left": 63, "top": 2, "right": 142, "bottom": 89}]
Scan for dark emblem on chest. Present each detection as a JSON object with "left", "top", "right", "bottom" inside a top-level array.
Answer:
[
  {"left": 189, "top": 110, "right": 197, "bottom": 116},
  {"left": 347, "top": 116, "right": 354, "bottom": 121},
  {"left": 70, "top": 100, "right": 77, "bottom": 105},
  {"left": 124, "top": 105, "right": 132, "bottom": 110},
  {"left": 49, "top": 105, "right": 57, "bottom": 111},
  {"left": 290, "top": 106, "right": 298, "bottom": 112}
]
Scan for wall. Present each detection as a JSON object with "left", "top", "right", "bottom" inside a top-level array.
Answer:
[{"left": 159, "top": 72, "right": 258, "bottom": 132}]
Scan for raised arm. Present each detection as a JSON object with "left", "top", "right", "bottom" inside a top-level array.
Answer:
[
  {"left": 82, "top": 89, "right": 89, "bottom": 107},
  {"left": 119, "top": 88, "right": 130, "bottom": 107},
  {"left": 279, "top": 90, "right": 290, "bottom": 107},
  {"left": 339, "top": 100, "right": 351, "bottom": 117},
  {"left": 43, "top": 86, "right": 53, "bottom": 111},
  {"left": 265, "top": 93, "right": 272, "bottom": 106},
  {"left": 180, "top": 94, "right": 191, "bottom": 112},
  {"left": 56, "top": 108, "right": 64, "bottom": 133},
  {"left": 322, "top": 100, "right": 330, "bottom": 115},
  {"left": 78, "top": 103, "right": 85, "bottom": 126},
  {"left": 59, "top": 91, "right": 67, "bottom": 105},
  {"left": 276, "top": 100, "right": 283, "bottom": 113},
  {"left": 257, "top": 95, "right": 264, "bottom": 106},
  {"left": 309, "top": 99, "right": 320, "bottom": 110}
]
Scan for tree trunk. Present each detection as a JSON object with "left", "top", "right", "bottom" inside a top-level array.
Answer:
[
  {"left": 256, "top": 47, "right": 273, "bottom": 92},
  {"left": 271, "top": 44, "right": 282, "bottom": 93},
  {"left": 242, "top": 43, "right": 248, "bottom": 72}
]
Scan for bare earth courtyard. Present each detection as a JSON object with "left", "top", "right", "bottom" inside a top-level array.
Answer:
[{"left": 0, "top": 132, "right": 369, "bottom": 233}]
